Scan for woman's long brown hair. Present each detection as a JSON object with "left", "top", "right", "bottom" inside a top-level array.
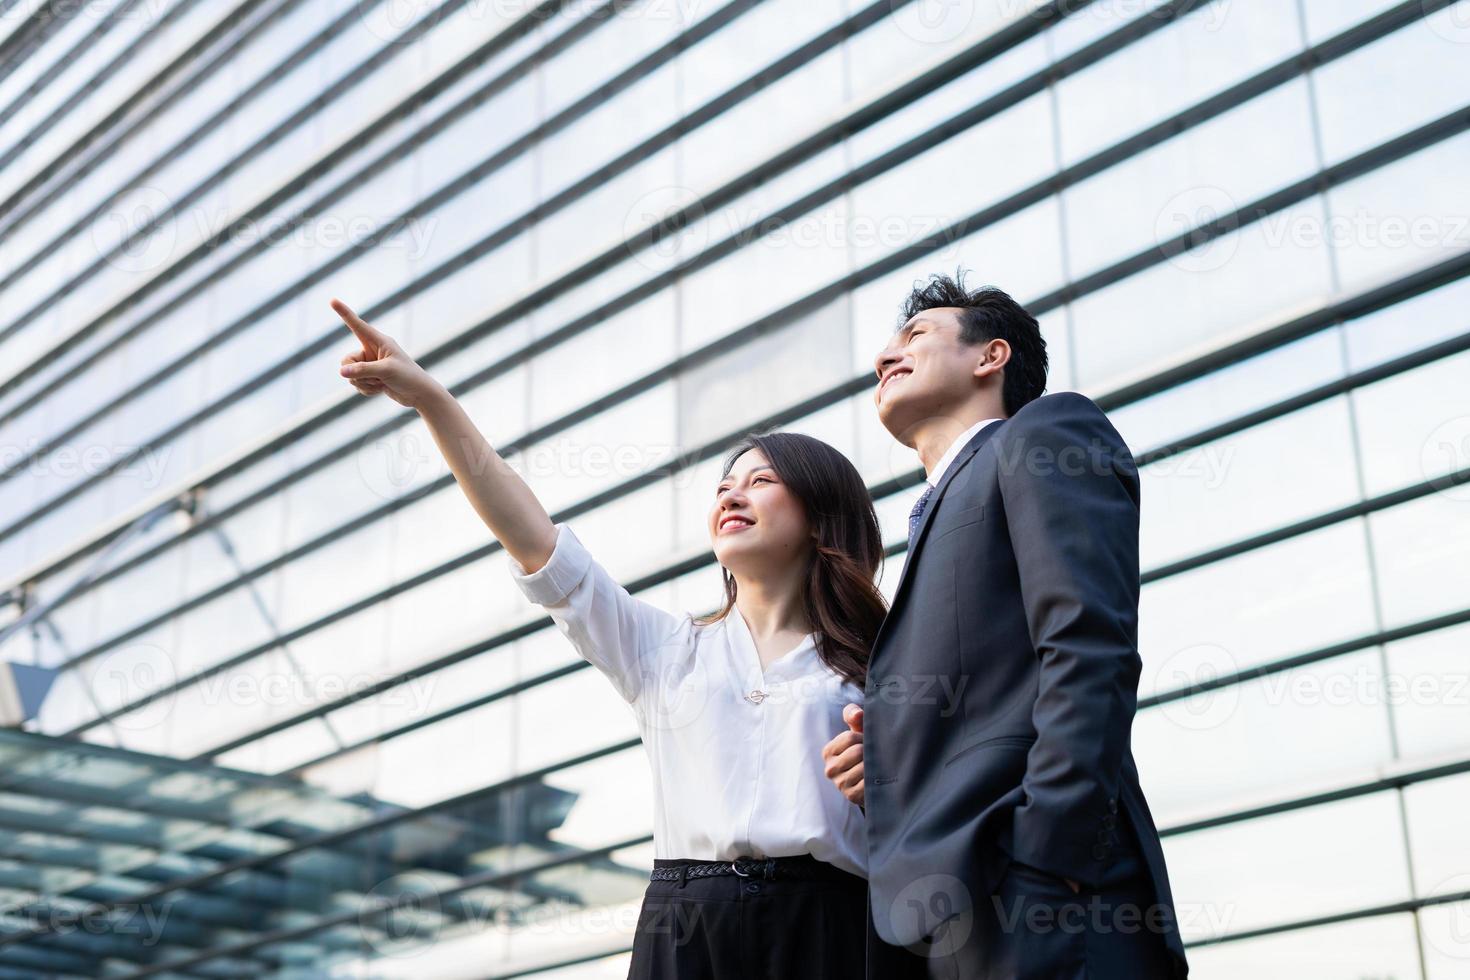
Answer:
[{"left": 699, "top": 431, "right": 887, "bottom": 687}]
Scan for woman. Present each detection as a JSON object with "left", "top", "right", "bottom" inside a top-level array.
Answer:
[{"left": 331, "top": 298, "right": 885, "bottom": 978}]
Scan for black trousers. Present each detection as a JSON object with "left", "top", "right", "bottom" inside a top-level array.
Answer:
[{"left": 627, "top": 857, "right": 870, "bottom": 979}]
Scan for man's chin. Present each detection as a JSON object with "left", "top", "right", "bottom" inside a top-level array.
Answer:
[{"left": 875, "top": 396, "right": 916, "bottom": 444}]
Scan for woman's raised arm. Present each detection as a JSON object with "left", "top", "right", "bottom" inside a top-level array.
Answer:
[{"left": 332, "top": 298, "right": 557, "bottom": 573}]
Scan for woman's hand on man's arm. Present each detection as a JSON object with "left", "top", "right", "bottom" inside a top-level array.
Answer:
[{"left": 823, "top": 703, "right": 865, "bottom": 809}]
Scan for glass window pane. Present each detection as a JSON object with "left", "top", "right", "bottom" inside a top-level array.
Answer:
[
  {"left": 1162, "top": 792, "right": 1412, "bottom": 942},
  {"left": 1071, "top": 197, "right": 1335, "bottom": 391},
  {"left": 1134, "top": 649, "right": 1395, "bottom": 821},
  {"left": 1324, "top": 131, "right": 1470, "bottom": 293},
  {"left": 1138, "top": 398, "right": 1361, "bottom": 569},
  {"left": 1313, "top": 12, "right": 1470, "bottom": 165},
  {"left": 1184, "top": 913, "right": 1423, "bottom": 979},
  {"left": 1139, "top": 522, "right": 1378, "bottom": 699},
  {"left": 1063, "top": 81, "right": 1319, "bottom": 281},
  {"left": 1055, "top": 1, "right": 1300, "bottom": 167},
  {"left": 1383, "top": 623, "right": 1470, "bottom": 764},
  {"left": 1369, "top": 493, "right": 1470, "bottom": 629}
]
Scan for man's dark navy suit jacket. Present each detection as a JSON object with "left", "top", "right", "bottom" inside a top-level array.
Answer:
[{"left": 863, "top": 391, "right": 1188, "bottom": 977}]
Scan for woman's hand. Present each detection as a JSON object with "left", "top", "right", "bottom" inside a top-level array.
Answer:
[
  {"left": 330, "top": 294, "right": 557, "bottom": 568},
  {"left": 332, "top": 298, "right": 442, "bottom": 410},
  {"left": 823, "top": 703, "right": 865, "bottom": 808}
]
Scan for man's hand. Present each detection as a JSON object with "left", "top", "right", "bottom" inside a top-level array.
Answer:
[
  {"left": 333, "top": 298, "right": 442, "bottom": 410},
  {"left": 822, "top": 703, "right": 865, "bottom": 808}
]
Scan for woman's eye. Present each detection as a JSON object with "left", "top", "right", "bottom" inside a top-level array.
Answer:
[{"left": 753, "top": 476, "right": 772, "bottom": 484}]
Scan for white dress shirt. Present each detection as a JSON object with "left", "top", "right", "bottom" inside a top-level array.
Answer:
[
  {"left": 926, "top": 417, "right": 1004, "bottom": 487},
  {"left": 508, "top": 523, "right": 868, "bottom": 878}
]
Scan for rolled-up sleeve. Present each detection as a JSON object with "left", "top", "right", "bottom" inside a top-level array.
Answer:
[{"left": 508, "top": 523, "right": 683, "bottom": 705}]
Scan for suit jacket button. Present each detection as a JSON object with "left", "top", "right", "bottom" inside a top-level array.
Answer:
[
  {"left": 1092, "top": 844, "right": 1109, "bottom": 860},
  {"left": 1108, "top": 798, "right": 1118, "bottom": 814},
  {"left": 1103, "top": 815, "right": 1117, "bottom": 830}
]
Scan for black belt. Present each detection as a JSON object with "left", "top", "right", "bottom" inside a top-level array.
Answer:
[{"left": 650, "top": 855, "right": 859, "bottom": 884}]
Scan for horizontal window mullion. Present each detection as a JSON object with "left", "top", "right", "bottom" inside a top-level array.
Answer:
[
  {"left": 1160, "top": 754, "right": 1470, "bottom": 839},
  {"left": 1141, "top": 598, "right": 1470, "bottom": 713},
  {"left": 16, "top": 0, "right": 1442, "bottom": 557},
  {"left": 0, "top": 738, "right": 647, "bottom": 953},
  {"left": 0, "top": 0, "right": 310, "bottom": 271},
  {"left": 0, "top": 0, "right": 1068, "bottom": 429},
  {"left": 201, "top": 467, "right": 1470, "bottom": 777},
  {"left": 0, "top": 0, "right": 75, "bottom": 93},
  {"left": 42, "top": 715, "right": 1470, "bottom": 972},
  {"left": 0, "top": 0, "right": 1452, "bottom": 667},
  {"left": 0, "top": 0, "right": 140, "bottom": 135},
  {"left": 11, "top": 81, "right": 1469, "bottom": 667},
  {"left": 1183, "top": 889, "right": 1470, "bottom": 951},
  {"left": 65, "top": 358, "right": 1470, "bottom": 753},
  {"left": 0, "top": 0, "right": 474, "bottom": 321},
  {"left": 0, "top": 0, "right": 1273, "bottom": 572},
  {"left": 111, "top": 831, "right": 656, "bottom": 980},
  {"left": 20, "top": 81, "right": 1456, "bottom": 586},
  {"left": 0, "top": 0, "right": 618, "bottom": 427},
  {"left": 0, "top": 0, "right": 784, "bottom": 460},
  {"left": 0, "top": 0, "right": 225, "bottom": 228}
]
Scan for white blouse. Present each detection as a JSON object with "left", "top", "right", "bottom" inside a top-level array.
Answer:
[{"left": 508, "top": 523, "right": 868, "bottom": 879}]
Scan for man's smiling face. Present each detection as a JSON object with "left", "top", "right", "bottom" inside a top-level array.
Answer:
[{"left": 873, "top": 307, "right": 989, "bottom": 445}]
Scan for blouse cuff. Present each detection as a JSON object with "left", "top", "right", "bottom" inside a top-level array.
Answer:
[{"left": 508, "top": 523, "right": 593, "bottom": 605}]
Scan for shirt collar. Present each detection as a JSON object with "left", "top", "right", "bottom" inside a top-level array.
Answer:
[{"left": 926, "top": 417, "right": 1003, "bottom": 488}]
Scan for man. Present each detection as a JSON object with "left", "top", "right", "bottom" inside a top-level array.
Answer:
[{"left": 823, "top": 273, "right": 1189, "bottom": 978}]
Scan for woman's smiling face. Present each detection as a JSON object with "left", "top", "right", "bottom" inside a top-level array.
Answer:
[{"left": 708, "top": 448, "right": 811, "bottom": 574}]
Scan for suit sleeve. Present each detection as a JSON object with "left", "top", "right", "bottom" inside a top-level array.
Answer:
[
  {"left": 995, "top": 393, "right": 1143, "bottom": 889},
  {"left": 508, "top": 522, "right": 685, "bottom": 705}
]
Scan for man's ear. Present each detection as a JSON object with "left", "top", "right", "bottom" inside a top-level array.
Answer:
[{"left": 973, "top": 337, "right": 1011, "bottom": 380}]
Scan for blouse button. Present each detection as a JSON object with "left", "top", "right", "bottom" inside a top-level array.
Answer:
[{"left": 744, "top": 690, "right": 768, "bottom": 704}]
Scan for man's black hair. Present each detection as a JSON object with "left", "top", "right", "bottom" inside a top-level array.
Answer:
[{"left": 899, "top": 269, "right": 1048, "bottom": 416}]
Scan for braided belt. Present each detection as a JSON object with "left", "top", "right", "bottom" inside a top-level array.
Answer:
[{"left": 650, "top": 856, "right": 855, "bottom": 883}]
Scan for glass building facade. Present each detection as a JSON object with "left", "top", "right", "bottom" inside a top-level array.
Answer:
[{"left": 0, "top": 0, "right": 1467, "bottom": 974}]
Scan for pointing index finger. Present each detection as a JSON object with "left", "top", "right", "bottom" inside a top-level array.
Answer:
[{"left": 331, "top": 298, "right": 384, "bottom": 347}]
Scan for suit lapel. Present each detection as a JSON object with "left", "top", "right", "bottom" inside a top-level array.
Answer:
[{"left": 870, "top": 419, "right": 1006, "bottom": 672}]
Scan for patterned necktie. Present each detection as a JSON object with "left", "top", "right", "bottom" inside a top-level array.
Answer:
[{"left": 907, "top": 483, "right": 936, "bottom": 547}]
